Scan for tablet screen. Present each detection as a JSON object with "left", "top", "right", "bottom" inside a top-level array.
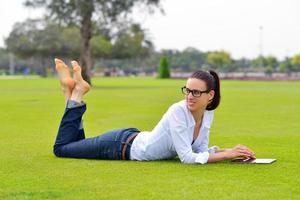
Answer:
[{"left": 231, "top": 158, "right": 276, "bottom": 164}]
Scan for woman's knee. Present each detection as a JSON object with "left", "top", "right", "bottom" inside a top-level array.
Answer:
[{"left": 53, "top": 145, "right": 62, "bottom": 157}]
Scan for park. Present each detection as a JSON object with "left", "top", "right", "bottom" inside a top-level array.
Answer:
[
  {"left": 1, "top": 77, "right": 300, "bottom": 199},
  {"left": 1, "top": 0, "right": 300, "bottom": 199}
]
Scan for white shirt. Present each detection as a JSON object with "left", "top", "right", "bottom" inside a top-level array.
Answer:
[{"left": 130, "top": 100, "right": 215, "bottom": 164}]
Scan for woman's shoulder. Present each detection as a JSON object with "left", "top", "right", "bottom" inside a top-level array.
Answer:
[
  {"left": 167, "top": 100, "right": 193, "bottom": 123},
  {"left": 168, "top": 100, "right": 187, "bottom": 113},
  {"left": 166, "top": 100, "right": 193, "bottom": 124},
  {"left": 203, "top": 110, "right": 214, "bottom": 128}
]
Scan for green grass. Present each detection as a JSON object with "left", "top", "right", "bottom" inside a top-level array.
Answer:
[{"left": 0, "top": 77, "right": 300, "bottom": 199}]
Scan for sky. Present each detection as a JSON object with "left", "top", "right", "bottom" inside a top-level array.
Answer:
[{"left": 1, "top": 0, "right": 300, "bottom": 59}]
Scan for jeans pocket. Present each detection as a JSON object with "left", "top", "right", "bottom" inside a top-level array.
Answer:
[{"left": 98, "top": 141, "right": 122, "bottom": 160}]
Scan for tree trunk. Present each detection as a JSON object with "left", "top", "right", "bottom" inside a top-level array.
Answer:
[
  {"left": 79, "top": 12, "right": 93, "bottom": 85},
  {"left": 9, "top": 53, "right": 15, "bottom": 75}
]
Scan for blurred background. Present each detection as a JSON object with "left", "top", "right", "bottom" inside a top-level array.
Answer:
[{"left": 0, "top": 0, "right": 300, "bottom": 83}]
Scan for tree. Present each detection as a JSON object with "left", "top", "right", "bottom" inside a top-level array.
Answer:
[
  {"left": 206, "top": 51, "right": 232, "bottom": 72},
  {"left": 261, "top": 56, "right": 277, "bottom": 75},
  {"left": 5, "top": 19, "right": 82, "bottom": 76},
  {"left": 232, "top": 58, "right": 252, "bottom": 72},
  {"left": 265, "top": 56, "right": 278, "bottom": 74},
  {"left": 181, "top": 48, "right": 206, "bottom": 71},
  {"left": 0, "top": 48, "right": 10, "bottom": 73},
  {"left": 160, "top": 48, "right": 206, "bottom": 72},
  {"left": 24, "top": 0, "right": 162, "bottom": 84},
  {"left": 6, "top": 19, "right": 81, "bottom": 59},
  {"left": 251, "top": 56, "right": 268, "bottom": 69},
  {"left": 91, "top": 35, "right": 112, "bottom": 58},
  {"left": 158, "top": 56, "right": 170, "bottom": 78},
  {"left": 291, "top": 54, "right": 300, "bottom": 72},
  {"left": 112, "top": 23, "right": 153, "bottom": 58},
  {"left": 279, "top": 57, "right": 292, "bottom": 73}
]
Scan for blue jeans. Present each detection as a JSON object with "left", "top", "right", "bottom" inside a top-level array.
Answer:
[{"left": 53, "top": 104, "right": 140, "bottom": 160}]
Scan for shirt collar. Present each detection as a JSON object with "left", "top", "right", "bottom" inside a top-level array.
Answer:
[{"left": 181, "top": 100, "right": 214, "bottom": 128}]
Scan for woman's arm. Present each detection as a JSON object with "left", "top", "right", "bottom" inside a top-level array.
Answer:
[
  {"left": 207, "top": 144, "right": 256, "bottom": 163},
  {"left": 168, "top": 106, "right": 210, "bottom": 164},
  {"left": 214, "top": 148, "right": 231, "bottom": 153}
]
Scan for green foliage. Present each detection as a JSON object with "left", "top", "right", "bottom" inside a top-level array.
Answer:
[
  {"left": 251, "top": 56, "right": 268, "bottom": 68},
  {"left": 0, "top": 78, "right": 300, "bottom": 199},
  {"left": 24, "top": 0, "right": 162, "bottom": 82},
  {"left": 265, "top": 65, "right": 273, "bottom": 75},
  {"left": 0, "top": 48, "right": 9, "bottom": 69},
  {"left": 161, "top": 47, "right": 206, "bottom": 71},
  {"left": 5, "top": 19, "right": 151, "bottom": 61},
  {"left": 158, "top": 56, "right": 170, "bottom": 78},
  {"left": 232, "top": 58, "right": 251, "bottom": 71},
  {"left": 5, "top": 20, "right": 81, "bottom": 59},
  {"left": 265, "top": 56, "right": 278, "bottom": 69},
  {"left": 24, "top": 0, "right": 161, "bottom": 28},
  {"left": 291, "top": 54, "right": 300, "bottom": 71},
  {"left": 91, "top": 35, "right": 113, "bottom": 58},
  {"left": 206, "top": 51, "right": 233, "bottom": 72},
  {"left": 111, "top": 24, "right": 153, "bottom": 59},
  {"left": 264, "top": 56, "right": 278, "bottom": 74}
]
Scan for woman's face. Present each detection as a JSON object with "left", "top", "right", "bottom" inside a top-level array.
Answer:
[{"left": 185, "top": 78, "right": 215, "bottom": 112}]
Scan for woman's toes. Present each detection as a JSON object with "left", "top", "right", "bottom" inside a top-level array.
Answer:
[{"left": 71, "top": 60, "right": 81, "bottom": 72}]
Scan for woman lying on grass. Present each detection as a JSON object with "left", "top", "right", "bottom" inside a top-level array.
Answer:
[{"left": 53, "top": 58, "right": 256, "bottom": 164}]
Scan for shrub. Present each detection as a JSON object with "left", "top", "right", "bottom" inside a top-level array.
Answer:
[{"left": 158, "top": 56, "right": 170, "bottom": 78}]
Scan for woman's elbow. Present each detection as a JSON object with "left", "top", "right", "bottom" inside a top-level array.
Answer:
[
  {"left": 179, "top": 156, "right": 196, "bottom": 164},
  {"left": 180, "top": 152, "right": 209, "bottom": 164}
]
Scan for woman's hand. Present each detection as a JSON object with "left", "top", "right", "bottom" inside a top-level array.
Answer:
[
  {"left": 207, "top": 144, "right": 256, "bottom": 163},
  {"left": 227, "top": 144, "right": 256, "bottom": 159}
]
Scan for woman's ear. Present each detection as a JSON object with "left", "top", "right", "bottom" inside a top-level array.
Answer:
[{"left": 208, "top": 90, "right": 215, "bottom": 102}]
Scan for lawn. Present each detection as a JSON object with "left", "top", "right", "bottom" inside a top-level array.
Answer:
[{"left": 0, "top": 77, "right": 300, "bottom": 199}]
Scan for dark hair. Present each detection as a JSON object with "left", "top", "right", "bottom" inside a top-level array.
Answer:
[{"left": 190, "top": 70, "right": 221, "bottom": 110}]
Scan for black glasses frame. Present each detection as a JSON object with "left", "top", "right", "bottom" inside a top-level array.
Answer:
[{"left": 181, "top": 86, "right": 210, "bottom": 97}]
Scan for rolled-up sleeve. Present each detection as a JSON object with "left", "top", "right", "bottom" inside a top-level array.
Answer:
[{"left": 168, "top": 106, "right": 209, "bottom": 164}]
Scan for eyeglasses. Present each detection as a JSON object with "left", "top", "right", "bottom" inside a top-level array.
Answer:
[{"left": 181, "top": 86, "right": 210, "bottom": 97}]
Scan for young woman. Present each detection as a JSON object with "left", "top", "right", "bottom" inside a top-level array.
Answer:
[{"left": 53, "top": 58, "right": 255, "bottom": 164}]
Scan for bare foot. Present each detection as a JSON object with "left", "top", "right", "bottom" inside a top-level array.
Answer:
[
  {"left": 55, "top": 58, "right": 75, "bottom": 101},
  {"left": 70, "top": 61, "right": 90, "bottom": 103}
]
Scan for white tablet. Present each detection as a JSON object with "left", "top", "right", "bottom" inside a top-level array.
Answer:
[{"left": 231, "top": 158, "right": 276, "bottom": 164}]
